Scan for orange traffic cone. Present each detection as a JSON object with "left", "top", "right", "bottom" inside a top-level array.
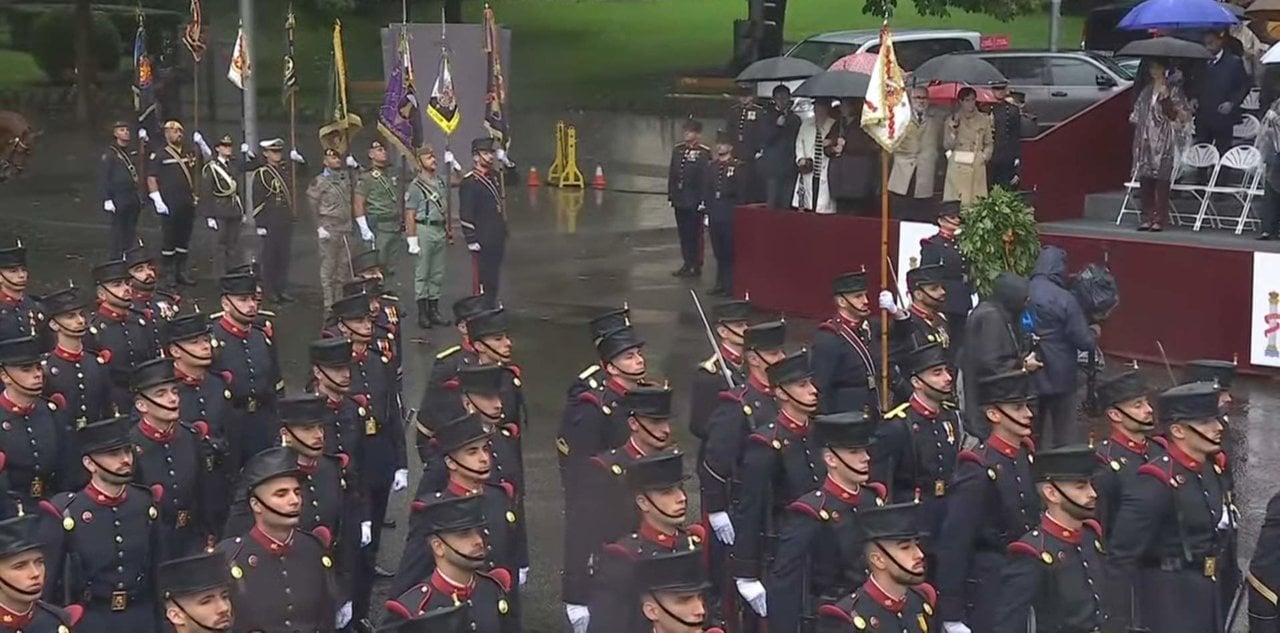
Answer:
[
  {"left": 527, "top": 167, "right": 541, "bottom": 187},
  {"left": 592, "top": 165, "right": 606, "bottom": 190}
]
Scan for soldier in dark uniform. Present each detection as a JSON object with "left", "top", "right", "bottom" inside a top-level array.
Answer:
[
  {"left": 213, "top": 447, "right": 341, "bottom": 632},
  {"left": 1107, "top": 382, "right": 1228, "bottom": 633},
  {"left": 0, "top": 240, "right": 39, "bottom": 340},
  {"left": 199, "top": 134, "right": 244, "bottom": 278},
  {"left": 127, "top": 359, "right": 211, "bottom": 557},
  {"left": 588, "top": 450, "right": 705, "bottom": 633},
  {"left": 726, "top": 85, "right": 765, "bottom": 204},
  {"left": 384, "top": 494, "right": 518, "bottom": 633},
  {"left": 210, "top": 273, "right": 282, "bottom": 466},
  {"left": 1248, "top": 486, "right": 1280, "bottom": 631},
  {"left": 988, "top": 83, "right": 1023, "bottom": 190},
  {"left": 882, "top": 264, "right": 952, "bottom": 374},
  {"left": 936, "top": 370, "right": 1039, "bottom": 633},
  {"left": 704, "top": 131, "right": 745, "bottom": 296},
  {"left": 0, "top": 514, "right": 84, "bottom": 632},
  {"left": 993, "top": 446, "right": 1107, "bottom": 633},
  {"left": 416, "top": 363, "right": 524, "bottom": 501},
  {"left": 918, "top": 202, "right": 973, "bottom": 350},
  {"left": 157, "top": 553, "right": 233, "bottom": 633},
  {"left": 0, "top": 336, "right": 68, "bottom": 515},
  {"left": 123, "top": 244, "right": 179, "bottom": 357},
  {"left": 667, "top": 119, "right": 710, "bottom": 278},
  {"left": 458, "top": 138, "right": 508, "bottom": 300},
  {"left": 100, "top": 121, "right": 144, "bottom": 258},
  {"left": 1184, "top": 358, "right": 1237, "bottom": 411},
  {"left": 689, "top": 299, "right": 749, "bottom": 443},
  {"left": 39, "top": 288, "right": 112, "bottom": 435},
  {"left": 815, "top": 503, "right": 936, "bottom": 633},
  {"left": 343, "top": 270, "right": 403, "bottom": 385},
  {"left": 377, "top": 604, "right": 471, "bottom": 631},
  {"left": 766, "top": 411, "right": 887, "bottom": 633},
  {"left": 636, "top": 549, "right": 725, "bottom": 633},
  {"left": 307, "top": 337, "right": 367, "bottom": 479},
  {"left": 42, "top": 416, "right": 161, "bottom": 633},
  {"left": 87, "top": 259, "right": 157, "bottom": 413},
  {"left": 1092, "top": 370, "right": 1155, "bottom": 539},
  {"left": 415, "top": 295, "right": 490, "bottom": 458},
  {"left": 812, "top": 271, "right": 879, "bottom": 414},
  {"left": 146, "top": 120, "right": 199, "bottom": 287},
  {"left": 730, "top": 349, "right": 824, "bottom": 624},
  {"left": 252, "top": 139, "right": 299, "bottom": 304}
]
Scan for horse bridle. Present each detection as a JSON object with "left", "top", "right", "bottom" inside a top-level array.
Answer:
[{"left": 0, "top": 135, "right": 31, "bottom": 176}]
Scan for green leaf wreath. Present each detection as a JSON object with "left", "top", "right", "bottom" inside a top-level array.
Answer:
[{"left": 956, "top": 186, "right": 1042, "bottom": 298}]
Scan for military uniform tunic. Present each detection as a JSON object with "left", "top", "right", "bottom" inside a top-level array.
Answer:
[
  {"left": 129, "top": 419, "right": 209, "bottom": 556},
  {"left": 1248, "top": 488, "right": 1280, "bottom": 631},
  {"left": 198, "top": 156, "right": 244, "bottom": 276},
  {"left": 0, "top": 292, "right": 38, "bottom": 340},
  {"left": 726, "top": 101, "right": 766, "bottom": 202},
  {"left": 689, "top": 346, "right": 744, "bottom": 442},
  {"left": 919, "top": 232, "right": 974, "bottom": 344},
  {"left": 253, "top": 161, "right": 296, "bottom": 296},
  {"left": 816, "top": 580, "right": 937, "bottom": 633},
  {"left": 42, "top": 346, "right": 113, "bottom": 434},
  {"left": 215, "top": 527, "right": 338, "bottom": 633},
  {"left": 588, "top": 440, "right": 649, "bottom": 550},
  {"left": 87, "top": 303, "right": 157, "bottom": 413},
  {"left": 130, "top": 289, "right": 179, "bottom": 359},
  {"left": 994, "top": 515, "right": 1108, "bottom": 633},
  {"left": 1093, "top": 433, "right": 1153, "bottom": 541},
  {"left": 587, "top": 525, "right": 705, "bottom": 633},
  {"left": 100, "top": 141, "right": 143, "bottom": 255},
  {"left": 210, "top": 315, "right": 282, "bottom": 465},
  {"left": 0, "top": 601, "right": 81, "bottom": 633},
  {"left": 175, "top": 367, "right": 236, "bottom": 531},
  {"left": 387, "top": 568, "right": 518, "bottom": 633},
  {"left": 812, "top": 314, "right": 879, "bottom": 414},
  {"left": 667, "top": 141, "right": 710, "bottom": 271},
  {"left": 458, "top": 168, "right": 507, "bottom": 297},
  {"left": 873, "top": 397, "right": 962, "bottom": 552},
  {"left": 703, "top": 157, "right": 744, "bottom": 291},
  {"left": 148, "top": 142, "right": 199, "bottom": 257},
  {"left": 699, "top": 377, "right": 777, "bottom": 518},
  {"left": 356, "top": 165, "right": 403, "bottom": 276},
  {"left": 0, "top": 393, "right": 68, "bottom": 508},
  {"left": 306, "top": 168, "right": 355, "bottom": 309},
  {"left": 407, "top": 172, "right": 451, "bottom": 301}
]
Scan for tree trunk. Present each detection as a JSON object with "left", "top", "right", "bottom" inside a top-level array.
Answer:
[
  {"left": 72, "top": 0, "right": 94, "bottom": 126},
  {"left": 444, "top": 0, "right": 463, "bottom": 22}
]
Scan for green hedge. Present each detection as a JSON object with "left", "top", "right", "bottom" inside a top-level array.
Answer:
[{"left": 29, "top": 10, "right": 123, "bottom": 82}]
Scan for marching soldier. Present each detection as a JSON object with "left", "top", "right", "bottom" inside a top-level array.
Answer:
[
  {"left": 0, "top": 336, "right": 68, "bottom": 513},
  {"left": 404, "top": 143, "right": 456, "bottom": 329},
  {"left": 306, "top": 148, "right": 355, "bottom": 309},
  {"left": 1184, "top": 358, "right": 1238, "bottom": 411},
  {"left": 459, "top": 138, "right": 508, "bottom": 300},
  {"left": 1092, "top": 370, "right": 1155, "bottom": 538},
  {"left": 704, "top": 131, "right": 744, "bottom": 296},
  {"left": 157, "top": 553, "right": 234, "bottom": 633},
  {"left": 812, "top": 271, "right": 879, "bottom": 414},
  {"left": 588, "top": 450, "right": 705, "bottom": 633},
  {"left": 667, "top": 119, "right": 709, "bottom": 278},
  {"left": 636, "top": 549, "right": 724, "bottom": 633},
  {"left": 100, "top": 121, "right": 144, "bottom": 257},
  {"left": 87, "top": 259, "right": 157, "bottom": 413},
  {"left": 416, "top": 363, "right": 524, "bottom": 496},
  {"left": 39, "top": 288, "right": 112, "bottom": 434},
  {"left": 43, "top": 416, "right": 161, "bottom": 633},
  {"left": 1107, "top": 382, "right": 1228, "bottom": 633},
  {"left": 918, "top": 202, "right": 973, "bottom": 349},
  {"left": 881, "top": 264, "right": 952, "bottom": 371},
  {"left": 1182, "top": 358, "right": 1241, "bottom": 609},
  {"left": 993, "top": 446, "right": 1108, "bottom": 633},
  {"left": 0, "top": 514, "right": 84, "bottom": 632},
  {"left": 146, "top": 120, "right": 199, "bottom": 287},
  {"left": 253, "top": 138, "right": 303, "bottom": 304},
  {"left": 341, "top": 272, "right": 404, "bottom": 401},
  {"left": 123, "top": 244, "right": 179, "bottom": 355},
  {"left": 725, "top": 84, "right": 765, "bottom": 203},
  {"left": 416, "top": 294, "right": 491, "bottom": 457},
  {"left": 214, "top": 447, "right": 341, "bottom": 632},
  {"left": 127, "top": 359, "right": 211, "bottom": 557},
  {"left": 210, "top": 273, "right": 282, "bottom": 465},
  {"left": 936, "top": 371, "right": 1039, "bottom": 633},
  {"left": 1249, "top": 488, "right": 1280, "bottom": 631},
  {"left": 815, "top": 503, "right": 937, "bottom": 633},
  {"left": 766, "top": 411, "right": 887, "bottom": 633},
  {"left": 307, "top": 337, "right": 367, "bottom": 477},
  {"left": 353, "top": 140, "right": 403, "bottom": 278},
  {"left": 689, "top": 299, "right": 749, "bottom": 442},
  {"left": 0, "top": 240, "right": 38, "bottom": 340},
  {"left": 384, "top": 494, "right": 518, "bottom": 633},
  {"left": 199, "top": 134, "right": 244, "bottom": 278}
]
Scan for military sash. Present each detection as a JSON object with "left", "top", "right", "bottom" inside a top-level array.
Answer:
[
  {"left": 163, "top": 145, "right": 195, "bottom": 191},
  {"left": 833, "top": 319, "right": 876, "bottom": 390},
  {"left": 253, "top": 164, "right": 290, "bottom": 216},
  {"left": 472, "top": 170, "right": 504, "bottom": 215},
  {"left": 111, "top": 146, "right": 137, "bottom": 181},
  {"left": 206, "top": 160, "right": 237, "bottom": 196},
  {"left": 411, "top": 177, "right": 442, "bottom": 222}
]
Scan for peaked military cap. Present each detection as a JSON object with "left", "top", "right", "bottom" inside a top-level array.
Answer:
[
  {"left": 636, "top": 548, "right": 708, "bottom": 593},
  {"left": 350, "top": 250, "right": 382, "bottom": 275},
  {"left": 906, "top": 263, "right": 946, "bottom": 289},
  {"left": 39, "top": 287, "right": 90, "bottom": 317},
  {"left": 370, "top": 139, "right": 385, "bottom": 150},
  {"left": 979, "top": 370, "right": 1036, "bottom": 405},
  {"left": 743, "top": 321, "right": 785, "bottom": 351},
  {"left": 110, "top": 120, "right": 130, "bottom": 130},
  {"left": 216, "top": 134, "right": 235, "bottom": 147},
  {"left": 434, "top": 413, "right": 494, "bottom": 455},
  {"left": 241, "top": 447, "right": 303, "bottom": 492},
  {"left": 713, "top": 299, "right": 752, "bottom": 324},
  {"left": 0, "top": 336, "right": 42, "bottom": 366},
  {"left": 375, "top": 605, "right": 471, "bottom": 632},
  {"left": 589, "top": 308, "right": 631, "bottom": 344},
  {"left": 467, "top": 308, "right": 509, "bottom": 340},
  {"left": 163, "top": 120, "right": 184, "bottom": 131},
  {"left": 78, "top": 415, "right": 134, "bottom": 455},
  {"left": 625, "top": 385, "right": 674, "bottom": 419},
  {"left": 813, "top": 411, "right": 877, "bottom": 449},
  {"left": 416, "top": 493, "right": 487, "bottom": 534},
  {"left": 331, "top": 294, "right": 371, "bottom": 321},
  {"left": 278, "top": 395, "right": 328, "bottom": 427},
  {"left": 92, "top": 260, "right": 131, "bottom": 284},
  {"left": 626, "top": 449, "right": 687, "bottom": 492},
  {"left": 163, "top": 313, "right": 211, "bottom": 345},
  {"left": 766, "top": 349, "right": 811, "bottom": 387},
  {"left": 1032, "top": 445, "right": 1096, "bottom": 482},
  {"left": 832, "top": 271, "right": 868, "bottom": 296},
  {"left": 1096, "top": 371, "right": 1147, "bottom": 409},
  {"left": 1158, "top": 382, "right": 1222, "bottom": 423},
  {"left": 860, "top": 502, "right": 925, "bottom": 542},
  {"left": 903, "top": 343, "right": 947, "bottom": 376},
  {"left": 0, "top": 515, "right": 41, "bottom": 559},
  {"left": 0, "top": 240, "right": 24, "bottom": 268},
  {"left": 259, "top": 138, "right": 285, "bottom": 151},
  {"left": 597, "top": 326, "right": 645, "bottom": 361},
  {"left": 458, "top": 365, "right": 504, "bottom": 395},
  {"left": 324, "top": 148, "right": 341, "bottom": 159},
  {"left": 130, "top": 357, "right": 176, "bottom": 393},
  {"left": 452, "top": 294, "right": 491, "bottom": 323},
  {"left": 471, "top": 137, "right": 497, "bottom": 153},
  {"left": 1185, "top": 360, "right": 1236, "bottom": 390},
  {"left": 219, "top": 273, "right": 257, "bottom": 296},
  {"left": 159, "top": 553, "right": 231, "bottom": 600},
  {"left": 310, "top": 337, "right": 352, "bottom": 367}
]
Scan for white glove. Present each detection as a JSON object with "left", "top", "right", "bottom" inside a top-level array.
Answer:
[
  {"left": 708, "top": 512, "right": 735, "bottom": 545},
  {"left": 565, "top": 604, "right": 590, "bottom": 633},
  {"left": 103, "top": 200, "right": 115, "bottom": 213},
  {"left": 206, "top": 218, "right": 219, "bottom": 231},
  {"left": 703, "top": 214, "right": 710, "bottom": 227},
  {"left": 943, "top": 622, "right": 972, "bottom": 633},
  {"left": 149, "top": 191, "right": 169, "bottom": 216},
  {"left": 407, "top": 236, "right": 421, "bottom": 255},
  {"left": 193, "top": 132, "right": 212, "bottom": 159},
  {"left": 346, "top": 155, "right": 360, "bottom": 169},
  {"left": 496, "top": 147, "right": 513, "bottom": 167},
  {"left": 878, "top": 290, "right": 897, "bottom": 312},
  {"left": 192, "top": 131, "right": 205, "bottom": 146},
  {"left": 735, "top": 578, "right": 768, "bottom": 617},
  {"left": 256, "top": 227, "right": 267, "bottom": 237},
  {"left": 519, "top": 567, "right": 529, "bottom": 586},
  {"left": 393, "top": 468, "right": 409, "bottom": 492},
  {"left": 290, "top": 149, "right": 306, "bottom": 164},
  {"left": 1219, "top": 503, "right": 1233, "bottom": 530},
  {"left": 360, "top": 520, "right": 372, "bottom": 546},
  {"left": 335, "top": 601, "right": 352, "bottom": 629},
  {"left": 467, "top": 242, "right": 481, "bottom": 252},
  {"left": 240, "top": 142, "right": 250, "bottom": 155},
  {"left": 444, "top": 150, "right": 461, "bottom": 171},
  {"left": 138, "top": 128, "right": 148, "bottom": 141},
  {"left": 356, "top": 216, "right": 375, "bottom": 241},
  {"left": 317, "top": 226, "right": 331, "bottom": 239},
  {"left": 754, "top": 150, "right": 765, "bottom": 159}
]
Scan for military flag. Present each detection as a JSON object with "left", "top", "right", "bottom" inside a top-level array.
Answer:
[
  {"left": 283, "top": 7, "right": 298, "bottom": 104},
  {"left": 482, "top": 4, "right": 508, "bottom": 148},
  {"left": 377, "top": 29, "right": 424, "bottom": 159},
  {"left": 426, "top": 38, "right": 460, "bottom": 135},
  {"left": 182, "top": 0, "right": 205, "bottom": 63},
  {"left": 132, "top": 22, "right": 158, "bottom": 137},
  {"left": 319, "top": 19, "right": 362, "bottom": 153},
  {"left": 860, "top": 24, "right": 913, "bottom": 152},
  {"left": 228, "top": 22, "right": 251, "bottom": 90}
]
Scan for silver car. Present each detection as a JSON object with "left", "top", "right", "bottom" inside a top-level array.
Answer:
[{"left": 955, "top": 50, "right": 1135, "bottom": 132}]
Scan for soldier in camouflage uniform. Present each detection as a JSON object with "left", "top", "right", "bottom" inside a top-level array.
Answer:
[{"left": 306, "top": 148, "right": 355, "bottom": 309}]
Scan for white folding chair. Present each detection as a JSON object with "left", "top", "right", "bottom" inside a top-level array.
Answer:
[
  {"left": 1234, "top": 114, "right": 1261, "bottom": 142},
  {"left": 1235, "top": 156, "right": 1268, "bottom": 234},
  {"left": 1168, "top": 143, "right": 1220, "bottom": 226},
  {"left": 1115, "top": 164, "right": 1142, "bottom": 225},
  {"left": 1243, "top": 88, "right": 1262, "bottom": 112},
  {"left": 1194, "top": 144, "right": 1263, "bottom": 231}
]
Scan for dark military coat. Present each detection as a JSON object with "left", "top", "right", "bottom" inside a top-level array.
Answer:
[
  {"left": 873, "top": 397, "right": 963, "bottom": 547},
  {"left": 387, "top": 569, "right": 518, "bottom": 633},
  {"left": 215, "top": 527, "right": 338, "bottom": 633},
  {"left": 129, "top": 419, "right": 209, "bottom": 556},
  {"left": 919, "top": 233, "right": 974, "bottom": 317},
  {"left": 42, "top": 346, "right": 113, "bottom": 433},
  {"left": 816, "top": 581, "right": 937, "bottom": 633},
  {"left": 1093, "top": 433, "right": 1153, "bottom": 541},
  {"left": 689, "top": 346, "right": 743, "bottom": 442},
  {"left": 0, "top": 601, "right": 81, "bottom": 633},
  {"left": 587, "top": 525, "right": 705, "bottom": 633},
  {"left": 994, "top": 515, "right": 1108, "bottom": 633},
  {"left": 812, "top": 314, "right": 879, "bottom": 414},
  {"left": 87, "top": 303, "right": 158, "bottom": 412},
  {"left": 667, "top": 141, "right": 710, "bottom": 209},
  {"left": 0, "top": 292, "right": 38, "bottom": 340},
  {"left": 588, "top": 440, "right": 648, "bottom": 550},
  {"left": 210, "top": 316, "right": 282, "bottom": 463},
  {"left": 698, "top": 377, "right": 776, "bottom": 517},
  {"left": 0, "top": 392, "right": 68, "bottom": 507}
]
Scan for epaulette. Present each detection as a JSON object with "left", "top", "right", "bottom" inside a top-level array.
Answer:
[
  {"left": 577, "top": 390, "right": 603, "bottom": 407},
  {"left": 310, "top": 525, "right": 334, "bottom": 550},
  {"left": 478, "top": 567, "right": 512, "bottom": 593},
  {"left": 696, "top": 143, "right": 710, "bottom": 151},
  {"left": 1213, "top": 451, "right": 1229, "bottom": 474},
  {"left": 941, "top": 400, "right": 958, "bottom": 411},
  {"left": 748, "top": 425, "right": 780, "bottom": 449},
  {"left": 958, "top": 449, "right": 985, "bottom": 467},
  {"left": 867, "top": 481, "right": 887, "bottom": 500},
  {"left": 578, "top": 363, "right": 601, "bottom": 381},
  {"left": 1022, "top": 437, "right": 1037, "bottom": 453},
  {"left": 718, "top": 386, "right": 747, "bottom": 403},
  {"left": 499, "top": 423, "right": 520, "bottom": 439},
  {"left": 463, "top": 170, "right": 475, "bottom": 179},
  {"left": 44, "top": 394, "right": 64, "bottom": 411},
  {"left": 1138, "top": 458, "right": 1175, "bottom": 486},
  {"left": 384, "top": 599, "right": 415, "bottom": 620},
  {"left": 504, "top": 363, "right": 523, "bottom": 381},
  {"left": 604, "top": 541, "right": 636, "bottom": 560},
  {"left": 686, "top": 523, "right": 706, "bottom": 544},
  {"left": 259, "top": 309, "right": 276, "bottom": 318},
  {"left": 884, "top": 402, "right": 910, "bottom": 419},
  {"left": 699, "top": 355, "right": 719, "bottom": 374},
  {"left": 187, "top": 420, "right": 211, "bottom": 439},
  {"left": 328, "top": 452, "right": 352, "bottom": 471},
  {"left": 42, "top": 602, "right": 83, "bottom": 627},
  {"left": 1007, "top": 540, "right": 1044, "bottom": 560},
  {"left": 207, "top": 311, "right": 224, "bottom": 321},
  {"left": 1150, "top": 435, "right": 1169, "bottom": 450},
  {"left": 254, "top": 319, "right": 274, "bottom": 340},
  {"left": 96, "top": 348, "right": 111, "bottom": 365},
  {"left": 592, "top": 451, "right": 626, "bottom": 477},
  {"left": 911, "top": 583, "right": 938, "bottom": 609},
  {"left": 436, "top": 345, "right": 461, "bottom": 360},
  {"left": 1083, "top": 518, "right": 1102, "bottom": 535},
  {"left": 817, "top": 604, "right": 852, "bottom": 623},
  {"left": 495, "top": 480, "right": 517, "bottom": 500},
  {"left": 787, "top": 492, "right": 827, "bottom": 521},
  {"left": 352, "top": 393, "right": 370, "bottom": 407},
  {"left": 816, "top": 319, "right": 838, "bottom": 333},
  {"left": 380, "top": 292, "right": 400, "bottom": 303},
  {"left": 218, "top": 370, "right": 233, "bottom": 385}
]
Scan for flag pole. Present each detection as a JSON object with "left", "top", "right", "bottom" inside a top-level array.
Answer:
[
  {"left": 287, "top": 6, "right": 297, "bottom": 220},
  {"left": 879, "top": 149, "right": 891, "bottom": 410},
  {"left": 440, "top": 7, "right": 455, "bottom": 243},
  {"left": 135, "top": 10, "right": 147, "bottom": 199}
]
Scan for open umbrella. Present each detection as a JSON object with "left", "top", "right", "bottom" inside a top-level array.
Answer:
[
  {"left": 736, "top": 57, "right": 825, "bottom": 82},
  {"left": 1247, "top": 0, "right": 1280, "bottom": 21},
  {"left": 1118, "top": 37, "right": 1213, "bottom": 59},
  {"left": 910, "top": 54, "right": 1006, "bottom": 86},
  {"left": 927, "top": 83, "right": 998, "bottom": 104},
  {"left": 828, "top": 52, "right": 879, "bottom": 74},
  {"left": 793, "top": 70, "right": 871, "bottom": 98},
  {"left": 1117, "top": 0, "right": 1237, "bottom": 30}
]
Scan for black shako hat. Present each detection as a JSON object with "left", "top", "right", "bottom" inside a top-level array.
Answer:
[
  {"left": 860, "top": 502, "right": 925, "bottom": 542},
  {"left": 903, "top": 343, "right": 947, "bottom": 376},
  {"left": 163, "top": 313, "right": 211, "bottom": 345},
  {"left": 240, "top": 447, "right": 303, "bottom": 492},
  {"left": 0, "top": 515, "right": 42, "bottom": 559},
  {"left": 278, "top": 395, "right": 327, "bottom": 427},
  {"left": 130, "top": 357, "right": 176, "bottom": 393},
  {"left": 625, "top": 385, "right": 674, "bottom": 419},
  {"left": 743, "top": 321, "right": 786, "bottom": 351},
  {"left": 375, "top": 605, "right": 472, "bottom": 632},
  {"left": 471, "top": 137, "right": 498, "bottom": 153},
  {"left": 123, "top": 243, "right": 154, "bottom": 268},
  {"left": 766, "top": 349, "right": 811, "bottom": 387},
  {"left": 93, "top": 260, "right": 131, "bottom": 284},
  {"left": 0, "top": 336, "right": 41, "bottom": 366},
  {"left": 1096, "top": 371, "right": 1147, "bottom": 409},
  {"left": 331, "top": 294, "right": 372, "bottom": 321},
  {"left": 350, "top": 250, "right": 381, "bottom": 275},
  {"left": 452, "top": 295, "right": 490, "bottom": 323},
  {"left": 310, "top": 337, "right": 352, "bottom": 367},
  {"left": 343, "top": 277, "right": 382, "bottom": 298},
  {"left": 636, "top": 548, "right": 709, "bottom": 593},
  {"left": 1158, "top": 382, "right": 1222, "bottom": 423},
  {"left": 434, "top": 413, "right": 494, "bottom": 455},
  {"left": 39, "top": 287, "right": 90, "bottom": 317},
  {"left": 1033, "top": 445, "right": 1097, "bottom": 482},
  {"left": 936, "top": 200, "right": 963, "bottom": 221},
  {"left": 626, "top": 449, "right": 687, "bottom": 491},
  {"left": 906, "top": 264, "right": 946, "bottom": 289},
  {"left": 979, "top": 370, "right": 1036, "bottom": 405},
  {"left": 78, "top": 415, "right": 134, "bottom": 454},
  {"left": 813, "top": 411, "right": 877, "bottom": 449},
  {"left": 415, "top": 493, "right": 487, "bottom": 533},
  {"left": 219, "top": 273, "right": 257, "bottom": 296},
  {"left": 1185, "top": 360, "right": 1236, "bottom": 390},
  {"left": 458, "top": 365, "right": 504, "bottom": 395},
  {"left": 713, "top": 299, "right": 752, "bottom": 324},
  {"left": 0, "top": 241, "right": 26, "bottom": 268},
  {"left": 589, "top": 307, "right": 632, "bottom": 344},
  {"left": 158, "top": 553, "right": 231, "bottom": 600},
  {"left": 467, "top": 308, "right": 509, "bottom": 340},
  {"left": 227, "top": 261, "right": 261, "bottom": 279},
  {"left": 832, "top": 271, "right": 868, "bottom": 296},
  {"left": 597, "top": 326, "right": 645, "bottom": 361}
]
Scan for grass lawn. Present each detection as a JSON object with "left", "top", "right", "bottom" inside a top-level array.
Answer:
[{"left": 0, "top": 49, "right": 44, "bottom": 88}]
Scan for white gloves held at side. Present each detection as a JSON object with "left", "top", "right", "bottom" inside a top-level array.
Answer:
[
  {"left": 360, "top": 521, "right": 372, "bottom": 547},
  {"left": 206, "top": 218, "right": 218, "bottom": 231},
  {"left": 565, "top": 603, "right": 590, "bottom": 633},
  {"left": 735, "top": 578, "right": 767, "bottom": 617},
  {"left": 149, "top": 192, "right": 169, "bottom": 216},
  {"left": 467, "top": 242, "right": 481, "bottom": 252},
  {"left": 103, "top": 200, "right": 115, "bottom": 213},
  {"left": 290, "top": 149, "right": 306, "bottom": 164},
  {"left": 317, "top": 226, "right": 331, "bottom": 239},
  {"left": 407, "top": 236, "right": 421, "bottom": 255},
  {"left": 708, "top": 511, "right": 735, "bottom": 545},
  {"left": 335, "top": 601, "right": 352, "bottom": 629},
  {"left": 519, "top": 567, "right": 529, "bottom": 586},
  {"left": 356, "top": 216, "right": 375, "bottom": 242},
  {"left": 346, "top": 156, "right": 360, "bottom": 169},
  {"left": 392, "top": 469, "right": 409, "bottom": 492},
  {"left": 943, "top": 622, "right": 972, "bottom": 633}
]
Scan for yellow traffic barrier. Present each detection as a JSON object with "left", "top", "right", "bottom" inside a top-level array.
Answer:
[
  {"left": 547, "top": 121, "right": 566, "bottom": 186},
  {"left": 558, "top": 125, "right": 586, "bottom": 188}
]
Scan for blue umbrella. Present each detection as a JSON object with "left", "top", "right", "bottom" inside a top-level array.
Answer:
[{"left": 1117, "top": 0, "right": 1238, "bottom": 31}]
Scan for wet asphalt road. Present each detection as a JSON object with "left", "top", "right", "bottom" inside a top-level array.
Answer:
[{"left": 4, "top": 125, "right": 1280, "bottom": 632}]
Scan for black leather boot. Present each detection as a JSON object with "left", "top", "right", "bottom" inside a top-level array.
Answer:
[
  {"left": 416, "top": 298, "right": 431, "bottom": 329},
  {"left": 428, "top": 299, "right": 449, "bottom": 326}
]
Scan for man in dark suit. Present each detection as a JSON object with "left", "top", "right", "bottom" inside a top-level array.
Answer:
[{"left": 1196, "top": 30, "right": 1250, "bottom": 154}]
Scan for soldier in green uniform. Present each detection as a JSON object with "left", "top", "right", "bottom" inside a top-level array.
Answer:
[
  {"left": 354, "top": 139, "right": 403, "bottom": 279},
  {"left": 307, "top": 148, "right": 355, "bottom": 310},
  {"left": 404, "top": 144, "right": 454, "bottom": 329}
]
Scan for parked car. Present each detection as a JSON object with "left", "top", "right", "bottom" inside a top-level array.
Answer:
[
  {"left": 784, "top": 28, "right": 983, "bottom": 70},
  {"left": 953, "top": 50, "right": 1135, "bottom": 132}
]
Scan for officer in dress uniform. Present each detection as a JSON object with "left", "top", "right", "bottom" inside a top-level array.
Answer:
[
  {"left": 145, "top": 120, "right": 199, "bottom": 288},
  {"left": 988, "top": 83, "right": 1023, "bottom": 190},
  {"left": 383, "top": 495, "right": 518, "bottom": 633},
  {"left": 588, "top": 450, "right": 706, "bottom": 633},
  {"left": 690, "top": 299, "right": 750, "bottom": 443},
  {"left": 726, "top": 85, "right": 766, "bottom": 204},
  {"left": 1106, "top": 382, "right": 1228, "bottom": 633},
  {"left": 87, "top": 259, "right": 157, "bottom": 413},
  {"left": 157, "top": 553, "right": 233, "bottom": 633},
  {"left": 0, "top": 514, "right": 84, "bottom": 633},
  {"left": 637, "top": 549, "right": 725, "bottom": 633},
  {"left": 815, "top": 503, "right": 936, "bottom": 633},
  {"left": 122, "top": 244, "right": 179, "bottom": 357},
  {"left": 0, "top": 336, "right": 69, "bottom": 516},
  {"left": 918, "top": 202, "right": 973, "bottom": 350},
  {"left": 39, "top": 288, "right": 112, "bottom": 436},
  {"left": 42, "top": 416, "right": 160, "bottom": 633},
  {"left": 416, "top": 295, "right": 490, "bottom": 456},
  {"left": 882, "top": 264, "right": 952, "bottom": 383},
  {"left": 100, "top": 121, "right": 144, "bottom": 258},
  {"left": 704, "top": 131, "right": 745, "bottom": 296},
  {"left": 732, "top": 350, "right": 825, "bottom": 625},
  {"left": 0, "top": 240, "right": 39, "bottom": 340},
  {"left": 766, "top": 411, "right": 887, "bottom": 633},
  {"left": 1092, "top": 370, "right": 1155, "bottom": 539},
  {"left": 812, "top": 271, "right": 879, "bottom": 414},
  {"left": 994, "top": 446, "right": 1108, "bottom": 633},
  {"left": 198, "top": 134, "right": 244, "bottom": 278},
  {"left": 935, "top": 370, "right": 1039, "bottom": 633},
  {"left": 209, "top": 273, "right": 282, "bottom": 466},
  {"left": 416, "top": 363, "right": 524, "bottom": 502},
  {"left": 668, "top": 119, "right": 710, "bottom": 279},
  {"left": 253, "top": 139, "right": 299, "bottom": 304},
  {"left": 213, "top": 447, "right": 341, "bottom": 632},
  {"left": 404, "top": 143, "right": 455, "bottom": 330},
  {"left": 341, "top": 275, "right": 404, "bottom": 424},
  {"left": 458, "top": 138, "right": 508, "bottom": 300}
]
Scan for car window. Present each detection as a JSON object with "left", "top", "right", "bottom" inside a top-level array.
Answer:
[
  {"left": 867, "top": 38, "right": 976, "bottom": 71},
  {"left": 1048, "top": 58, "right": 1105, "bottom": 86},
  {"left": 1087, "top": 52, "right": 1134, "bottom": 80},
  {"left": 984, "top": 57, "right": 1049, "bottom": 85},
  {"left": 788, "top": 41, "right": 860, "bottom": 68}
]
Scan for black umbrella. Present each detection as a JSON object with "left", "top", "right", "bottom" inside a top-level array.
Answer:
[
  {"left": 736, "top": 57, "right": 825, "bottom": 82},
  {"left": 910, "top": 54, "right": 1006, "bottom": 86},
  {"left": 793, "top": 70, "right": 871, "bottom": 98},
  {"left": 1117, "top": 36, "right": 1212, "bottom": 59}
]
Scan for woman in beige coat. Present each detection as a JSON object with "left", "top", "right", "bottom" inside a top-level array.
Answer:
[{"left": 942, "top": 87, "right": 994, "bottom": 205}]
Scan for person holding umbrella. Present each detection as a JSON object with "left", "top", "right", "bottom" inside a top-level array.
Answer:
[
  {"left": 794, "top": 100, "right": 840, "bottom": 213},
  {"left": 942, "top": 87, "right": 994, "bottom": 206},
  {"left": 1196, "top": 30, "right": 1250, "bottom": 154},
  {"left": 1129, "top": 56, "right": 1193, "bottom": 231}
]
